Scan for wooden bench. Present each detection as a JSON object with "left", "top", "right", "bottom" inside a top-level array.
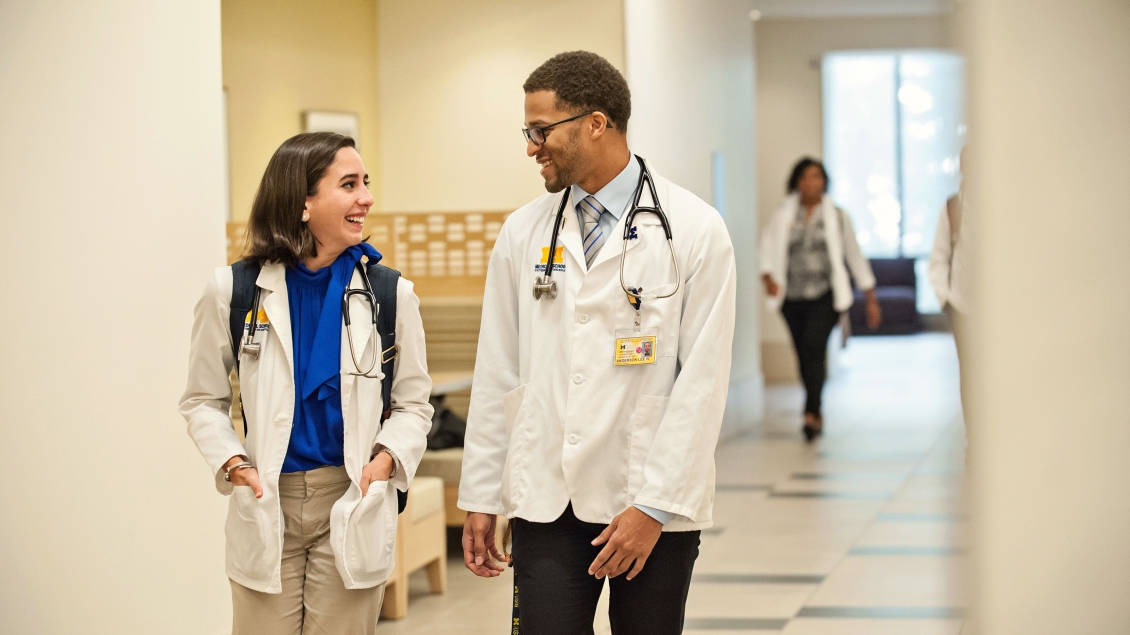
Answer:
[{"left": 380, "top": 475, "right": 446, "bottom": 620}]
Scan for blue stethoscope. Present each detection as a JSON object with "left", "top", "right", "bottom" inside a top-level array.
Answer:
[{"left": 531, "top": 155, "right": 681, "bottom": 307}]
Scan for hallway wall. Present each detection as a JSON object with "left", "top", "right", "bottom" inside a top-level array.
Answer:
[
  {"left": 376, "top": 0, "right": 625, "bottom": 213},
  {"left": 0, "top": 1, "right": 230, "bottom": 633},
  {"left": 223, "top": 0, "right": 381, "bottom": 222},
  {"left": 754, "top": 14, "right": 953, "bottom": 382},
  {"left": 964, "top": 0, "right": 1130, "bottom": 632},
  {"left": 624, "top": 0, "right": 762, "bottom": 435}
]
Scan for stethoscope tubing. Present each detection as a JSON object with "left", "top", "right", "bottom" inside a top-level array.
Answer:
[{"left": 533, "top": 155, "right": 681, "bottom": 305}]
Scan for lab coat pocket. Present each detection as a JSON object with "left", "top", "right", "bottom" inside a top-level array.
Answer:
[
  {"left": 233, "top": 485, "right": 259, "bottom": 522},
  {"left": 225, "top": 486, "right": 275, "bottom": 582},
  {"left": 501, "top": 383, "right": 530, "bottom": 507},
  {"left": 501, "top": 384, "right": 528, "bottom": 438},
  {"left": 626, "top": 395, "right": 670, "bottom": 495},
  {"left": 343, "top": 480, "right": 396, "bottom": 582}
]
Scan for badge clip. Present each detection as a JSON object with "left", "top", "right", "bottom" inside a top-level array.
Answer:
[{"left": 626, "top": 286, "right": 642, "bottom": 311}]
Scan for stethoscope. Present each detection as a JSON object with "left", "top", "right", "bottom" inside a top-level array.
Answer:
[
  {"left": 239, "top": 261, "right": 384, "bottom": 378},
  {"left": 532, "top": 155, "right": 681, "bottom": 308}
]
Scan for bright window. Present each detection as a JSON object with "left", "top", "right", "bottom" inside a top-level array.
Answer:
[{"left": 823, "top": 50, "right": 965, "bottom": 313}]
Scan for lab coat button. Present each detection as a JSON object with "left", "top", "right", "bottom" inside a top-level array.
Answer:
[
  {"left": 572, "top": 374, "right": 583, "bottom": 385},
  {"left": 579, "top": 314, "right": 589, "bottom": 323},
  {"left": 568, "top": 434, "right": 579, "bottom": 445}
]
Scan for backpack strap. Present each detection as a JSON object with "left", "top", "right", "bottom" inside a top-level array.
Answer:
[
  {"left": 365, "top": 260, "right": 406, "bottom": 514},
  {"left": 229, "top": 259, "right": 261, "bottom": 436},
  {"left": 229, "top": 259, "right": 262, "bottom": 365},
  {"left": 365, "top": 262, "right": 400, "bottom": 422}
]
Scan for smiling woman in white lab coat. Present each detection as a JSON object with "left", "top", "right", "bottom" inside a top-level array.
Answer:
[{"left": 179, "top": 132, "right": 432, "bottom": 635}]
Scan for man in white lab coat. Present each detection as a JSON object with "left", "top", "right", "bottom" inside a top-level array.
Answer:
[{"left": 457, "top": 51, "right": 736, "bottom": 634}]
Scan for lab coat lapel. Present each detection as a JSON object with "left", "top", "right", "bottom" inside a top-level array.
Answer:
[{"left": 256, "top": 263, "right": 294, "bottom": 375}]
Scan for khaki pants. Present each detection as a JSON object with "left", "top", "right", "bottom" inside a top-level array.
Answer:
[{"left": 231, "top": 466, "right": 385, "bottom": 635}]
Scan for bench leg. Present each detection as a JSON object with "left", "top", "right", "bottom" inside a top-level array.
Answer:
[
  {"left": 425, "top": 556, "right": 447, "bottom": 593},
  {"left": 380, "top": 572, "right": 409, "bottom": 620}
]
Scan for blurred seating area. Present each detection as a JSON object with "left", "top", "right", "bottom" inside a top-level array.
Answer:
[{"left": 849, "top": 257, "right": 922, "bottom": 336}]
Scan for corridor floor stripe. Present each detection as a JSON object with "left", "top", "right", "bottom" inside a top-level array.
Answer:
[
  {"left": 795, "top": 606, "right": 965, "bottom": 619},
  {"left": 684, "top": 617, "right": 791, "bottom": 630},
  {"left": 716, "top": 483, "right": 774, "bottom": 491},
  {"left": 848, "top": 546, "right": 964, "bottom": 556},
  {"left": 876, "top": 512, "right": 964, "bottom": 522},
  {"left": 693, "top": 573, "right": 825, "bottom": 584},
  {"left": 768, "top": 491, "right": 891, "bottom": 500},
  {"left": 790, "top": 471, "right": 907, "bottom": 481}
]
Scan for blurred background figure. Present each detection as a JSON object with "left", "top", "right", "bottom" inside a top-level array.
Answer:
[
  {"left": 761, "top": 157, "right": 881, "bottom": 441},
  {"left": 930, "top": 169, "right": 972, "bottom": 422}
]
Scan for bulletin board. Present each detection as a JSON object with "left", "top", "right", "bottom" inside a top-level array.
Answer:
[{"left": 226, "top": 210, "right": 511, "bottom": 297}]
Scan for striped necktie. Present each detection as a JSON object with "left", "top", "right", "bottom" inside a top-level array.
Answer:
[{"left": 579, "top": 195, "right": 607, "bottom": 269}]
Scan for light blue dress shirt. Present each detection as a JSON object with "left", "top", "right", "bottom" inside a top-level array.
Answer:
[
  {"left": 570, "top": 155, "right": 675, "bottom": 527},
  {"left": 570, "top": 154, "right": 641, "bottom": 257}
]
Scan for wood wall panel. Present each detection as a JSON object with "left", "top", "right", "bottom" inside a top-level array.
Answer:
[{"left": 226, "top": 210, "right": 510, "bottom": 298}]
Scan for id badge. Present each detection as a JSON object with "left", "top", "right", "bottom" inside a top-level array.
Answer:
[{"left": 614, "top": 329, "right": 657, "bottom": 366}]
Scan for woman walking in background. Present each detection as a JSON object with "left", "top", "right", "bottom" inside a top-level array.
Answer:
[{"left": 761, "top": 157, "right": 881, "bottom": 441}]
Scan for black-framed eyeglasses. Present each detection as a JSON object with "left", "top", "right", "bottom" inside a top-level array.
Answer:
[{"left": 522, "top": 111, "right": 595, "bottom": 145}]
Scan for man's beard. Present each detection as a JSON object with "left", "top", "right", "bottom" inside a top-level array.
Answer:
[{"left": 543, "top": 130, "right": 582, "bottom": 193}]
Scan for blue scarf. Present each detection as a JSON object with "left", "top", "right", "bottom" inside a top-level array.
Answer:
[{"left": 301, "top": 242, "right": 382, "bottom": 402}]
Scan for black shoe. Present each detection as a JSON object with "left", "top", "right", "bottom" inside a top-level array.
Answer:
[
  {"left": 802, "top": 423, "right": 820, "bottom": 442},
  {"left": 802, "top": 416, "right": 823, "bottom": 443}
]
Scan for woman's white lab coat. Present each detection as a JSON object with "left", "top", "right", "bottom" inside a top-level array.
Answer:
[
  {"left": 759, "top": 193, "right": 876, "bottom": 312},
  {"left": 179, "top": 262, "right": 433, "bottom": 593},
  {"left": 457, "top": 163, "right": 737, "bottom": 531}
]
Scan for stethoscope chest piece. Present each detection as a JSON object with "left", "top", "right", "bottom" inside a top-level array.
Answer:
[
  {"left": 240, "top": 286, "right": 265, "bottom": 361},
  {"left": 239, "top": 341, "right": 261, "bottom": 360},
  {"left": 532, "top": 276, "right": 557, "bottom": 300}
]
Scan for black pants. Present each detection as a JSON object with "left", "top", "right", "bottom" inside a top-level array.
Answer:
[
  {"left": 781, "top": 291, "right": 839, "bottom": 417},
  {"left": 512, "top": 504, "right": 700, "bottom": 635}
]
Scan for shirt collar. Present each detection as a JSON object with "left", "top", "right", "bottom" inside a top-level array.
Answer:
[{"left": 570, "top": 154, "right": 641, "bottom": 220}]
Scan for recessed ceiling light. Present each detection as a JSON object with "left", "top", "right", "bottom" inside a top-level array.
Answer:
[{"left": 749, "top": 9, "right": 762, "bottom": 21}]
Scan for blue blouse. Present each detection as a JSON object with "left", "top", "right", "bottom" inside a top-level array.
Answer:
[{"left": 281, "top": 243, "right": 380, "bottom": 473}]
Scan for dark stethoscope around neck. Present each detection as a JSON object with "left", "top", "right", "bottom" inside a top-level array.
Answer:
[
  {"left": 532, "top": 155, "right": 681, "bottom": 307},
  {"left": 239, "top": 260, "right": 386, "bottom": 378}
]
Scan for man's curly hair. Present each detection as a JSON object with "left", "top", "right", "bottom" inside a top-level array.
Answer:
[{"left": 523, "top": 51, "right": 631, "bottom": 133}]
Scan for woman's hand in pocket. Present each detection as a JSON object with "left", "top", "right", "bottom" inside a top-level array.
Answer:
[
  {"left": 223, "top": 455, "right": 263, "bottom": 498},
  {"left": 361, "top": 451, "right": 394, "bottom": 496}
]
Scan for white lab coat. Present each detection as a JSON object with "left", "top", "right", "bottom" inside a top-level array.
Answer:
[
  {"left": 760, "top": 194, "right": 876, "bottom": 312},
  {"left": 458, "top": 163, "right": 736, "bottom": 531},
  {"left": 929, "top": 197, "right": 971, "bottom": 315},
  {"left": 179, "top": 262, "right": 433, "bottom": 593}
]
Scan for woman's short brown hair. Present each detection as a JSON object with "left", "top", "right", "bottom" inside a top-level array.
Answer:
[{"left": 244, "top": 132, "right": 355, "bottom": 266}]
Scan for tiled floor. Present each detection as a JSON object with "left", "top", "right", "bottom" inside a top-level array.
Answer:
[{"left": 376, "top": 333, "right": 967, "bottom": 633}]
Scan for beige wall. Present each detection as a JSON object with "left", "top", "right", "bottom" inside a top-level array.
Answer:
[
  {"left": 964, "top": 0, "right": 1130, "bottom": 632},
  {"left": 0, "top": 2, "right": 230, "bottom": 633},
  {"left": 625, "top": 0, "right": 762, "bottom": 435},
  {"left": 376, "top": 0, "right": 624, "bottom": 212},
  {"left": 754, "top": 15, "right": 953, "bottom": 382},
  {"left": 223, "top": 0, "right": 380, "bottom": 221}
]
